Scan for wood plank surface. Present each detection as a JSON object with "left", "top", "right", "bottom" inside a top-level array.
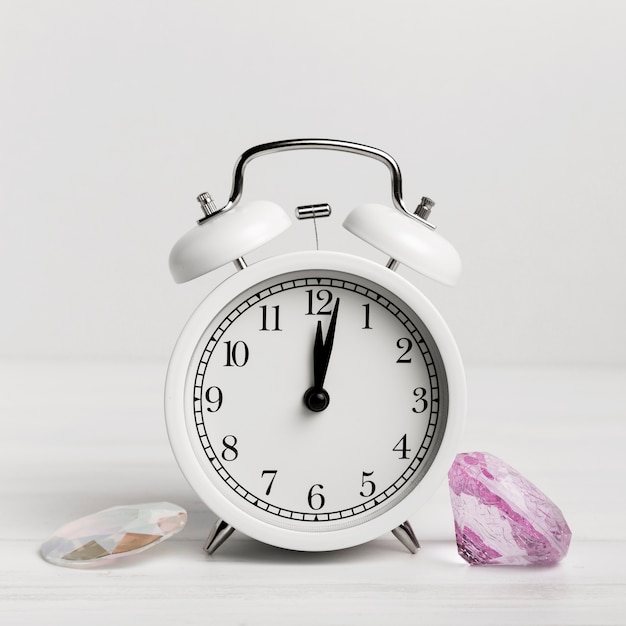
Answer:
[{"left": 1, "top": 361, "right": 624, "bottom": 625}]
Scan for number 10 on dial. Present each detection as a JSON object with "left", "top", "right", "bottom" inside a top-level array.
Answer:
[{"left": 165, "top": 251, "right": 465, "bottom": 552}]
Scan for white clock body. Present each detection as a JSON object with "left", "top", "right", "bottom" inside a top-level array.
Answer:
[{"left": 165, "top": 250, "right": 465, "bottom": 551}]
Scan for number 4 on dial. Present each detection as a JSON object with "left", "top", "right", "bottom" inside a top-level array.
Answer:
[{"left": 393, "top": 434, "right": 410, "bottom": 459}]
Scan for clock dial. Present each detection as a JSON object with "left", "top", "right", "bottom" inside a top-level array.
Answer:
[{"left": 185, "top": 269, "right": 448, "bottom": 532}]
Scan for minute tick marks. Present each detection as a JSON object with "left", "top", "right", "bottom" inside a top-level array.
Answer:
[{"left": 190, "top": 270, "right": 447, "bottom": 526}]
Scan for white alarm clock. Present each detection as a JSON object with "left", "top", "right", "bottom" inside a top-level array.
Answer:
[{"left": 165, "top": 139, "right": 466, "bottom": 554}]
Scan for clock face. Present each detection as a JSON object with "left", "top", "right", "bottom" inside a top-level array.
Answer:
[{"left": 166, "top": 252, "right": 465, "bottom": 550}]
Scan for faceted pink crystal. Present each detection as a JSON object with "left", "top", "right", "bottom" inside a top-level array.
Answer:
[
  {"left": 40, "top": 502, "right": 187, "bottom": 568},
  {"left": 448, "top": 452, "right": 571, "bottom": 565}
]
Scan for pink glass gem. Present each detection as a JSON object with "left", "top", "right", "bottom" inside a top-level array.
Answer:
[
  {"left": 448, "top": 452, "right": 572, "bottom": 565},
  {"left": 40, "top": 502, "right": 187, "bottom": 568}
]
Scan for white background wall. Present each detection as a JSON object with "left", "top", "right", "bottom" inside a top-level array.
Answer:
[{"left": 2, "top": 0, "right": 625, "bottom": 365}]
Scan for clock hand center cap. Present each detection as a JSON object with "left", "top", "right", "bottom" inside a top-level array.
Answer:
[{"left": 303, "top": 387, "right": 330, "bottom": 412}]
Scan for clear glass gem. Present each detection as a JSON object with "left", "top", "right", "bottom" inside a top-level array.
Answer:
[
  {"left": 40, "top": 502, "right": 187, "bottom": 568},
  {"left": 448, "top": 452, "right": 572, "bottom": 565}
]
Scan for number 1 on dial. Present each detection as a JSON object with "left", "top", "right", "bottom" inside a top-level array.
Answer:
[{"left": 362, "top": 303, "right": 372, "bottom": 329}]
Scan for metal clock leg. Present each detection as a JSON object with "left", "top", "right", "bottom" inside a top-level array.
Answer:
[
  {"left": 203, "top": 518, "right": 235, "bottom": 555},
  {"left": 392, "top": 520, "right": 420, "bottom": 554}
]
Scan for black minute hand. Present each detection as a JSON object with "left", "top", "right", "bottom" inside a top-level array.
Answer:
[
  {"left": 318, "top": 298, "right": 340, "bottom": 388},
  {"left": 304, "top": 298, "right": 340, "bottom": 412}
]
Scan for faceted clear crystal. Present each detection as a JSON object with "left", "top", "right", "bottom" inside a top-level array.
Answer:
[
  {"left": 448, "top": 452, "right": 571, "bottom": 565},
  {"left": 40, "top": 502, "right": 187, "bottom": 568}
]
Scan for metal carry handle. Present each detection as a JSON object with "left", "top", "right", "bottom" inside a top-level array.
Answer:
[{"left": 206, "top": 138, "right": 433, "bottom": 229}]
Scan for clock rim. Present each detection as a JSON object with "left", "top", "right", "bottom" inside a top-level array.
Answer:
[{"left": 165, "top": 250, "right": 466, "bottom": 551}]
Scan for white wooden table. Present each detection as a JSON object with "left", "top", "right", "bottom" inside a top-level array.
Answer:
[{"left": 1, "top": 361, "right": 624, "bottom": 625}]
